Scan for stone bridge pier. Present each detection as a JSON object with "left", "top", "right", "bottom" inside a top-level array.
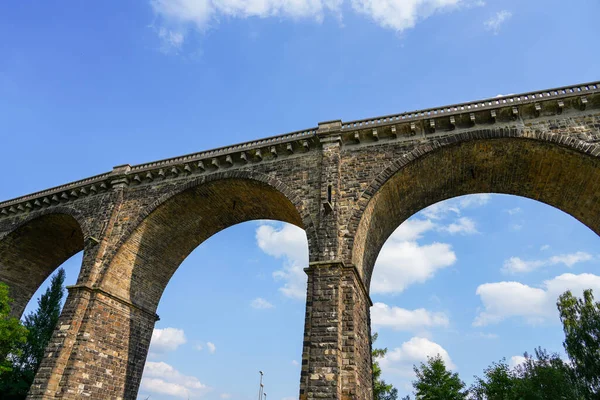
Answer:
[{"left": 0, "top": 81, "right": 599, "bottom": 399}]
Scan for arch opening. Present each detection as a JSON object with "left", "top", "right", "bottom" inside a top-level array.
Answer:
[
  {"left": 352, "top": 137, "right": 600, "bottom": 288},
  {"left": 0, "top": 213, "right": 85, "bottom": 317},
  {"left": 139, "top": 219, "right": 309, "bottom": 399},
  {"left": 368, "top": 192, "right": 600, "bottom": 399},
  {"left": 99, "top": 176, "right": 312, "bottom": 398},
  {"left": 103, "top": 177, "right": 310, "bottom": 312}
]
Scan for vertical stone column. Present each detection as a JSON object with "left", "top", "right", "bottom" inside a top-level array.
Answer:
[
  {"left": 28, "top": 172, "right": 158, "bottom": 400},
  {"left": 28, "top": 284, "right": 158, "bottom": 399},
  {"left": 300, "top": 262, "right": 373, "bottom": 400}
]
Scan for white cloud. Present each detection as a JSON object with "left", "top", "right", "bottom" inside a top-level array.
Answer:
[
  {"left": 509, "top": 355, "right": 527, "bottom": 368},
  {"left": 141, "top": 361, "right": 208, "bottom": 398},
  {"left": 251, "top": 297, "right": 275, "bottom": 309},
  {"left": 502, "top": 257, "right": 545, "bottom": 274},
  {"left": 195, "top": 344, "right": 203, "bottom": 351},
  {"left": 372, "top": 235, "right": 456, "bottom": 294},
  {"left": 471, "top": 332, "right": 499, "bottom": 339},
  {"left": 502, "top": 252, "right": 593, "bottom": 274},
  {"left": 506, "top": 207, "right": 521, "bottom": 215},
  {"left": 158, "top": 27, "right": 185, "bottom": 49},
  {"left": 380, "top": 337, "right": 456, "bottom": 379},
  {"left": 372, "top": 195, "right": 491, "bottom": 294},
  {"left": 484, "top": 10, "right": 512, "bottom": 34},
  {"left": 151, "top": 0, "right": 481, "bottom": 48},
  {"left": 207, "top": 342, "right": 216, "bottom": 353},
  {"left": 256, "top": 223, "right": 308, "bottom": 300},
  {"left": 392, "top": 218, "right": 436, "bottom": 241},
  {"left": 371, "top": 302, "right": 449, "bottom": 332},
  {"left": 474, "top": 273, "right": 600, "bottom": 326},
  {"left": 220, "top": 394, "right": 232, "bottom": 399},
  {"left": 439, "top": 217, "right": 478, "bottom": 235},
  {"left": 458, "top": 194, "right": 491, "bottom": 208},
  {"left": 291, "top": 359, "right": 299, "bottom": 366},
  {"left": 549, "top": 252, "right": 593, "bottom": 267},
  {"left": 540, "top": 244, "right": 551, "bottom": 251},
  {"left": 149, "top": 327, "right": 187, "bottom": 353},
  {"left": 262, "top": 196, "right": 485, "bottom": 298},
  {"left": 350, "top": 0, "right": 469, "bottom": 32},
  {"left": 151, "top": 0, "right": 342, "bottom": 48},
  {"left": 421, "top": 194, "right": 490, "bottom": 220}
]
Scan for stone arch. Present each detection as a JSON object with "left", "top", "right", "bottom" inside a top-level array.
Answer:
[
  {"left": 101, "top": 170, "right": 316, "bottom": 312},
  {"left": 0, "top": 208, "right": 86, "bottom": 317},
  {"left": 108, "top": 170, "right": 318, "bottom": 276},
  {"left": 349, "top": 128, "right": 600, "bottom": 288},
  {"left": 89, "top": 171, "right": 316, "bottom": 398}
]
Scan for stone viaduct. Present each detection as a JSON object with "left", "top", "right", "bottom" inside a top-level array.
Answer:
[{"left": 1, "top": 81, "right": 599, "bottom": 399}]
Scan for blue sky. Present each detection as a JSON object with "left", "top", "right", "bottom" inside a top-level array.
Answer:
[{"left": 2, "top": 0, "right": 599, "bottom": 399}]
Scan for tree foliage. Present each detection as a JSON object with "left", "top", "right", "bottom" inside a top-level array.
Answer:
[
  {"left": 471, "top": 348, "right": 584, "bottom": 400},
  {"left": 378, "top": 289, "right": 600, "bottom": 400},
  {"left": 557, "top": 289, "right": 600, "bottom": 395},
  {"left": 372, "top": 333, "right": 398, "bottom": 400},
  {"left": 470, "top": 359, "right": 515, "bottom": 400},
  {"left": 413, "top": 355, "right": 467, "bottom": 400},
  {"left": 0, "top": 268, "right": 66, "bottom": 399},
  {"left": 0, "top": 284, "right": 28, "bottom": 375}
]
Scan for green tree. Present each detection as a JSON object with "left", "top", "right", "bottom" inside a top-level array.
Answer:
[
  {"left": 413, "top": 355, "right": 467, "bottom": 400},
  {"left": 512, "top": 348, "right": 583, "bottom": 399},
  {"left": 0, "top": 268, "right": 66, "bottom": 399},
  {"left": 557, "top": 289, "right": 600, "bottom": 395},
  {"left": 470, "top": 359, "right": 515, "bottom": 400},
  {"left": 372, "top": 333, "right": 398, "bottom": 400},
  {"left": 470, "top": 349, "right": 584, "bottom": 400},
  {"left": 0, "top": 283, "right": 28, "bottom": 375}
]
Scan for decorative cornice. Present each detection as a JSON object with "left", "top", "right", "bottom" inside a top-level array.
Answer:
[
  {"left": 341, "top": 81, "right": 599, "bottom": 144},
  {"left": 0, "top": 80, "right": 598, "bottom": 220}
]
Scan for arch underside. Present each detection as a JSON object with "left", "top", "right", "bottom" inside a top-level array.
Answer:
[
  {"left": 0, "top": 214, "right": 84, "bottom": 317},
  {"left": 354, "top": 137, "right": 600, "bottom": 288},
  {"left": 102, "top": 177, "right": 306, "bottom": 312}
]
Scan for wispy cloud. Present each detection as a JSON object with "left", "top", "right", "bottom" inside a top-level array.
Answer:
[
  {"left": 350, "top": 0, "right": 478, "bottom": 32},
  {"left": 502, "top": 251, "right": 593, "bottom": 274},
  {"left": 207, "top": 342, "right": 216, "bottom": 353},
  {"left": 251, "top": 297, "right": 275, "bottom": 309},
  {"left": 150, "top": 0, "right": 483, "bottom": 49},
  {"left": 421, "top": 194, "right": 490, "bottom": 220},
  {"left": 470, "top": 332, "right": 499, "bottom": 339},
  {"left": 484, "top": 10, "right": 512, "bottom": 34},
  {"left": 438, "top": 217, "right": 478, "bottom": 235},
  {"left": 195, "top": 341, "right": 216, "bottom": 353}
]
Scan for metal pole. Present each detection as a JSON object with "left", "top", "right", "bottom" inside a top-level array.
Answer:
[{"left": 257, "top": 371, "right": 263, "bottom": 400}]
